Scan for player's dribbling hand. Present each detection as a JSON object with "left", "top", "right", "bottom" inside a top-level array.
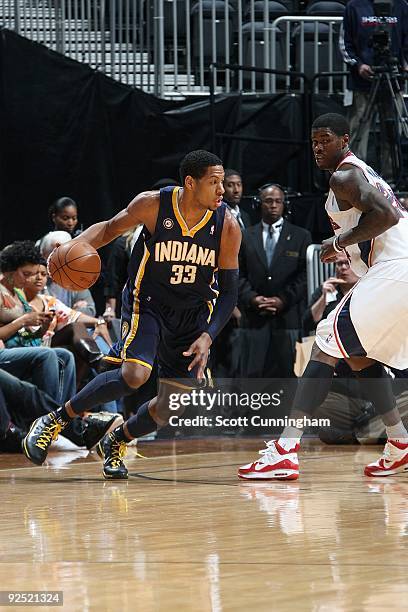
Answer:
[
  {"left": 183, "top": 332, "right": 212, "bottom": 380},
  {"left": 46, "top": 243, "right": 61, "bottom": 276}
]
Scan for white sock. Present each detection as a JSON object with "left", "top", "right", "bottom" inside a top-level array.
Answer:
[
  {"left": 386, "top": 421, "right": 408, "bottom": 443},
  {"left": 278, "top": 426, "right": 304, "bottom": 451}
]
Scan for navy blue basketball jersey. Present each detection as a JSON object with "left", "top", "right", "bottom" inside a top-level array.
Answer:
[{"left": 127, "top": 186, "right": 226, "bottom": 309}]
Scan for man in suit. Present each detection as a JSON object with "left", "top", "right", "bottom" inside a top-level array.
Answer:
[
  {"left": 223, "top": 169, "right": 251, "bottom": 230},
  {"left": 239, "top": 184, "right": 312, "bottom": 378}
]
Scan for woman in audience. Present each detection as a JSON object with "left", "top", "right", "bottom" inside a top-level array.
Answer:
[
  {"left": 49, "top": 196, "right": 82, "bottom": 237},
  {"left": 24, "top": 260, "right": 112, "bottom": 374},
  {"left": 0, "top": 241, "right": 76, "bottom": 405},
  {"left": 37, "top": 196, "right": 82, "bottom": 295},
  {"left": 37, "top": 197, "right": 82, "bottom": 256}
]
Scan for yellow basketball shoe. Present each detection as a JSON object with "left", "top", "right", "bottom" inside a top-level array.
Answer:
[
  {"left": 22, "top": 412, "right": 68, "bottom": 465},
  {"left": 97, "top": 432, "right": 128, "bottom": 480}
]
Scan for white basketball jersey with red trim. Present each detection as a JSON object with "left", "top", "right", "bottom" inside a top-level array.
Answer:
[{"left": 325, "top": 152, "right": 408, "bottom": 277}]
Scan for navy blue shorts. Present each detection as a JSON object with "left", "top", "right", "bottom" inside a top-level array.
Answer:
[{"left": 105, "top": 294, "right": 212, "bottom": 381}]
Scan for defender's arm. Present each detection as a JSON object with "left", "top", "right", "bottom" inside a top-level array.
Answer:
[{"left": 321, "top": 167, "right": 399, "bottom": 262}]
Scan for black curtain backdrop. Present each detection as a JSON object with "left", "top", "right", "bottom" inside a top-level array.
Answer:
[
  {"left": 1, "top": 29, "right": 176, "bottom": 246},
  {"left": 0, "top": 29, "right": 328, "bottom": 248},
  {"left": 217, "top": 92, "right": 308, "bottom": 193}
]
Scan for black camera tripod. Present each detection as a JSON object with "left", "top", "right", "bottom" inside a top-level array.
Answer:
[{"left": 352, "top": 68, "right": 408, "bottom": 186}]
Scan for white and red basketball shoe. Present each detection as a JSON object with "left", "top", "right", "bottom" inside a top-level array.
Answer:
[
  {"left": 364, "top": 439, "right": 408, "bottom": 477},
  {"left": 238, "top": 440, "right": 300, "bottom": 480}
]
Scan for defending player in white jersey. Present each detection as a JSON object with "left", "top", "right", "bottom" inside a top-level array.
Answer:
[{"left": 239, "top": 112, "right": 408, "bottom": 480}]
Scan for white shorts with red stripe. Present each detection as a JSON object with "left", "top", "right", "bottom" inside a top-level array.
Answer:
[{"left": 315, "top": 259, "right": 408, "bottom": 369}]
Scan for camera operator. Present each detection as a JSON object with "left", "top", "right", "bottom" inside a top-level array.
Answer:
[{"left": 339, "top": 0, "right": 408, "bottom": 183}]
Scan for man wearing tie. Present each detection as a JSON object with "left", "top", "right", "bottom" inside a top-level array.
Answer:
[
  {"left": 223, "top": 169, "right": 251, "bottom": 230},
  {"left": 239, "top": 184, "right": 312, "bottom": 378}
]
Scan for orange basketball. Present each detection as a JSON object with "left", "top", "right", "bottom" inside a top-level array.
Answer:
[{"left": 48, "top": 241, "right": 101, "bottom": 291}]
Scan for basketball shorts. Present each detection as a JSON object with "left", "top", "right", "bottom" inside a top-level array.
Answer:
[
  {"left": 315, "top": 260, "right": 408, "bottom": 369},
  {"left": 105, "top": 293, "right": 212, "bottom": 383}
]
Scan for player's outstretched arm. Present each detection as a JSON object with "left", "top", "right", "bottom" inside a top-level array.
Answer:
[
  {"left": 72, "top": 191, "right": 160, "bottom": 249},
  {"left": 321, "top": 167, "right": 399, "bottom": 262},
  {"left": 183, "top": 211, "right": 241, "bottom": 379}
]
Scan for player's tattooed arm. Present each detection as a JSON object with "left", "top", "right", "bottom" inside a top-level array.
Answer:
[
  {"left": 321, "top": 166, "right": 399, "bottom": 262},
  {"left": 72, "top": 192, "right": 160, "bottom": 249}
]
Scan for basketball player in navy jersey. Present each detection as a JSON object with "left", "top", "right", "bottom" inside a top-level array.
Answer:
[
  {"left": 239, "top": 113, "right": 408, "bottom": 480},
  {"left": 23, "top": 150, "right": 241, "bottom": 479}
]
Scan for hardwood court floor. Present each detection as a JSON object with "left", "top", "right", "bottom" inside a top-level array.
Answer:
[{"left": 1, "top": 439, "right": 408, "bottom": 612}]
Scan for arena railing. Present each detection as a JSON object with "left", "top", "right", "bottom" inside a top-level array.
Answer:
[
  {"left": 0, "top": 0, "right": 352, "bottom": 99},
  {"left": 268, "top": 15, "right": 345, "bottom": 94},
  {"left": 306, "top": 244, "right": 335, "bottom": 304}
]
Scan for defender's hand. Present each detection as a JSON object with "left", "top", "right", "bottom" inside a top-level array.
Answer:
[
  {"left": 183, "top": 332, "right": 212, "bottom": 380},
  {"left": 320, "top": 237, "right": 338, "bottom": 263},
  {"left": 46, "top": 243, "right": 61, "bottom": 275}
]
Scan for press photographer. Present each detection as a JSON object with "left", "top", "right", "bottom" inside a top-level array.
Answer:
[{"left": 339, "top": 0, "right": 408, "bottom": 184}]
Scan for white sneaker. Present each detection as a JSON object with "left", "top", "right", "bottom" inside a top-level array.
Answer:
[
  {"left": 364, "top": 439, "right": 408, "bottom": 477},
  {"left": 238, "top": 440, "right": 300, "bottom": 480}
]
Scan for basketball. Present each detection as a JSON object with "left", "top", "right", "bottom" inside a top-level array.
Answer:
[{"left": 48, "top": 241, "right": 101, "bottom": 291}]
